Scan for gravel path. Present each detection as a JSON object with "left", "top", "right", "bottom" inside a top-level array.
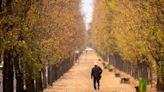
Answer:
[{"left": 44, "top": 51, "right": 135, "bottom": 92}]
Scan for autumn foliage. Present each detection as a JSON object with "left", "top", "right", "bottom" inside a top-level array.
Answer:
[
  {"left": 0, "top": 0, "right": 86, "bottom": 92},
  {"left": 92, "top": 0, "right": 163, "bottom": 90}
]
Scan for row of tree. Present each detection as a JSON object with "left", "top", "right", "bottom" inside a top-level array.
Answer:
[
  {"left": 92, "top": 0, "right": 163, "bottom": 90},
  {"left": 0, "top": 0, "right": 86, "bottom": 92}
]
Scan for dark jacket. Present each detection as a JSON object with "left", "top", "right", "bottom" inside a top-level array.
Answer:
[{"left": 91, "top": 65, "right": 102, "bottom": 79}]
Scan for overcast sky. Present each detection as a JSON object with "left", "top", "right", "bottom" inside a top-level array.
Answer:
[{"left": 81, "top": 0, "right": 94, "bottom": 30}]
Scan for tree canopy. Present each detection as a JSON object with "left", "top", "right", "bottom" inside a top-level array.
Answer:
[
  {"left": 0, "top": 0, "right": 86, "bottom": 91},
  {"left": 92, "top": 0, "right": 164, "bottom": 88}
]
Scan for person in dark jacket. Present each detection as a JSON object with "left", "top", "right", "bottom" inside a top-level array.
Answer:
[{"left": 91, "top": 63, "right": 102, "bottom": 90}]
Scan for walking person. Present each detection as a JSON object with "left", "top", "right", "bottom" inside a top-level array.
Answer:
[
  {"left": 91, "top": 63, "right": 103, "bottom": 90},
  {"left": 74, "top": 50, "right": 79, "bottom": 63}
]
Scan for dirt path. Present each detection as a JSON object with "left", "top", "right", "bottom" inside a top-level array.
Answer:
[{"left": 44, "top": 51, "right": 135, "bottom": 92}]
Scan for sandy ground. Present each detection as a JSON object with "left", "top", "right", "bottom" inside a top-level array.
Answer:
[{"left": 44, "top": 51, "right": 135, "bottom": 92}]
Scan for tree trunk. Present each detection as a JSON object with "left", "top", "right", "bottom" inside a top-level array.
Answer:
[
  {"left": 14, "top": 55, "right": 24, "bottom": 92},
  {"left": 48, "top": 65, "right": 53, "bottom": 86},
  {"left": 26, "top": 77, "right": 35, "bottom": 92},
  {"left": 36, "top": 71, "right": 43, "bottom": 92},
  {"left": 3, "top": 49, "right": 14, "bottom": 92},
  {"left": 42, "top": 67, "right": 47, "bottom": 89}
]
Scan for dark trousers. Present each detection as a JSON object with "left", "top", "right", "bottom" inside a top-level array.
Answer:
[{"left": 93, "top": 78, "right": 100, "bottom": 90}]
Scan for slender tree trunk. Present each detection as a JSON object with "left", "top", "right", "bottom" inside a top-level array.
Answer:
[
  {"left": 26, "top": 77, "right": 35, "bottom": 92},
  {"left": 42, "top": 67, "right": 47, "bottom": 89},
  {"left": 14, "top": 55, "right": 24, "bottom": 92},
  {"left": 48, "top": 65, "right": 53, "bottom": 86},
  {"left": 36, "top": 71, "right": 43, "bottom": 92},
  {"left": 3, "top": 49, "right": 14, "bottom": 92}
]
